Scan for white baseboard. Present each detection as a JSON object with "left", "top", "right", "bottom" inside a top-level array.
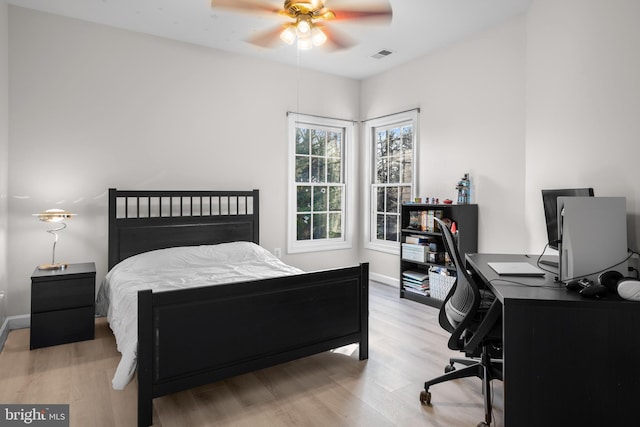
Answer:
[
  {"left": 370, "top": 272, "right": 399, "bottom": 288},
  {"left": 0, "top": 314, "right": 30, "bottom": 352}
]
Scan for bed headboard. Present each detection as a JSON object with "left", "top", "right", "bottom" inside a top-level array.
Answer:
[{"left": 108, "top": 188, "right": 259, "bottom": 270}]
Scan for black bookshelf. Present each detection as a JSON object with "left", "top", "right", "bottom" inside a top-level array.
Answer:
[{"left": 399, "top": 203, "right": 478, "bottom": 307}]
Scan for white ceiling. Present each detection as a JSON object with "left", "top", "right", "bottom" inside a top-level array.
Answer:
[{"left": 7, "top": 0, "right": 532, "bottom": 80}]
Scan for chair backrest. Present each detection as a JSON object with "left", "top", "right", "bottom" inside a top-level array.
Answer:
[{"left": 434, "top": 217, "right": 481, "bottom": 351}]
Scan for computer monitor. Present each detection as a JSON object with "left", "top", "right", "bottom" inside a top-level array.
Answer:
[{"left": 541, "top": 188, "right": 594, "bottom": 250}]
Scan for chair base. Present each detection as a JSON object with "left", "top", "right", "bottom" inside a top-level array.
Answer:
[{"left": 421, "top": 346, "right": 503, "bottom": 426}]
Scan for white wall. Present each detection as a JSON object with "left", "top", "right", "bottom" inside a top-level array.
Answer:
[
  {"left": 6, "top": 7, "right": 360, "bottom": 317},
  {"left": 524, "top": 0, "right": 640, "bottom": 254},
  {"left": 0, "top": 0, "right": 8, "bottom": 326},
  {"left": 360, "top": 17, "right": 527, "bottom": 283}
]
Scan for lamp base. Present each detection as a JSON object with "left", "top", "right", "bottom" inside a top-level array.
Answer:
[{"left": 38, "top": 263, "right": 68, "bottom": 271}]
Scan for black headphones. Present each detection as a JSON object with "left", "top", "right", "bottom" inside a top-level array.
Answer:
[{"left": 598, "top": 270, "right": 640, "bottom": 301}]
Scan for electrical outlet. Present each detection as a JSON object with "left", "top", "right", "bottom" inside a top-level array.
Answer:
[{"left": 274, "top": 248, "right": 282, "bottom": 258}]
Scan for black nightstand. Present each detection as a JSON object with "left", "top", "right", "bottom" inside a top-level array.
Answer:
[{"left": 30, "top": 262, "right": 96, "bottom": 350}]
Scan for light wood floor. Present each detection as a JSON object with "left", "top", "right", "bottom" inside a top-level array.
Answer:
[{"left": 0, "top": 282, "right": 504, "bottom": 426}]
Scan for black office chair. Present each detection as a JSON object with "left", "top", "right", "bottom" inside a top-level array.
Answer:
[{"left": 420, "top": 217, "right": 503, "bottom": 427}]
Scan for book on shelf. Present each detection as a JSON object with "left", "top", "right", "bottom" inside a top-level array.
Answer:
[
  {"left": 403, "top": 286, "right": 429, "bottom": 297},
  {"left": 402, "top": 269, "right": 429, "bottom": 281},
  {"left": 407, "top": 210, "right": 444, "bottom": 232},
  {"left": 402, "top": 269, "right": 429, "bottom": 295},
  {"left": 404, "top": 234, "right": 434, "bottom": 245}
]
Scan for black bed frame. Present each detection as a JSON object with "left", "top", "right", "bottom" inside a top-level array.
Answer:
[{"left": 107, "top": 189, "right": 369, "bottom": 427}]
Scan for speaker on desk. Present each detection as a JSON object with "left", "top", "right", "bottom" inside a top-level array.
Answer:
[{"left": 598, "top": 270, "right": 640, "bottom": 301}]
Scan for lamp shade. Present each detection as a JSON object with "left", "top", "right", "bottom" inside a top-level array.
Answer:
[{"left": 34, "top": 209, "right": 75, "bottom": 223}]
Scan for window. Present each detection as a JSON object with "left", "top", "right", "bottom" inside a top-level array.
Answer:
[
  {"left": 364, "top": 110, "right": 418, "bottom": 254},
  {"left": 287, "top": 113, "right": 355, "bottom": 254}
]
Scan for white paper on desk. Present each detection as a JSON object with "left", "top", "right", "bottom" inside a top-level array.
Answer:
[{"left": 487, "top": 262, "right": 545, "bottom": 277}]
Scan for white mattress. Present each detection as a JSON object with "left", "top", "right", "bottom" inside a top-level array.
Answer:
[{"left": 95, "top": 241, "right": 303, "bottom": 390}]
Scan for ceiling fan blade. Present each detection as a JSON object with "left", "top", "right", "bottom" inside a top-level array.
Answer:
[
  {"left": 246, "top": 25, "right": 287, "bottom": 48},
  {"left": 319, "top": 25, "right": 356, "bottom": 51},
  {"left": 329, "top": 4, "right": 393, "bottom": 23},
  {"left": 211, "top": 0, "right": 280, "bottom": 14}
]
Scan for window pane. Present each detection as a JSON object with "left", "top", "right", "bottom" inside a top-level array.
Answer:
[
  {"left": 401, "top": 154, "right": 412, "bottom": 183},
  {"left": 297, "top": 186, "right": 311, "bottom": 212},
  {"left": 388, "top": 128, "right": 401, "bottom": 155},
  {"left": 376, "top": 158, "right": 388, "bottom": 183},
  {"left": 327, "top": 132, "right": 341, "bottom": 158},
  {"left": 376, "top": 187, "right": 385, "bottom": 212},
  {"left": 389, "top": 158, "right": 400, "bottom": 183},
  {"left": 313, "top": 213, "right": 327, "bottom": 239},
  {"left": 400, "top": 186, "right": 412, "bottom": 204},
  {"left": 329, "top": 186, "right": 342, "bottom": 211},
  {"left": 311, "top": 157, "right": 326, "bottom": 183},
  {"left": 385, "top": 215, "right": 398, "bottom": 241},
  {"left": 402, "top": 126, "right": 413, "bottom": 150},
  {"left": 376, "top": 130, "right": 388, "bottom": 156},
  {"left": 327, "top": 158, "right": 341, "bottom": 183},
  {"left": 296, "top": 128, "right": 309, "bottom": 155},
  {"left": 313, "top": 186, "right": 327, "bottom": 211},
  {"left": 401, "top": 126, "right": 413, "bottom": 183},
  {"left": 297, "top": 214, "right": 311, "bottom": 240},
  {"left": 386, "top": 187, "right": 398, "bottom": 213},
  {"left": 311, "top": 129, "right": 326, "bottom": 156},
  {"left": 329, "top": 213, "right": 342, "bottom": 238},
  {"left": 296, "top": 156, "right": 309, "bottom": 183},
  {"left": 376, "top": 214, "right": 385, "bottom": 240}
]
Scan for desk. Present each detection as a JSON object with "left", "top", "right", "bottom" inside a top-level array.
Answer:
[{"left": 466, "top": 253, "right": 640, "bottom": 427}]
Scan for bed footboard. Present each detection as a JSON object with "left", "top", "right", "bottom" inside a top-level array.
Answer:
[{"left": 137, "top": 263, "right": 369, "bottom": 427}]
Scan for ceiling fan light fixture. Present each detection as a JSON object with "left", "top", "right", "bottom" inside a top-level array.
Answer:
[
  {"left": 311, "top": 26, "right": 327, "bottom": 46},
  {"left": 280, "top": 25, "right": 297, "bottom": 45},
  {"left": 296, "top": 18, "right": 311, "bottom": 36}
]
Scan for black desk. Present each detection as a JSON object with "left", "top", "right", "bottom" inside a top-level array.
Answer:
[{"left": 466, "top": 253, "right": 640, "bottom": 427}]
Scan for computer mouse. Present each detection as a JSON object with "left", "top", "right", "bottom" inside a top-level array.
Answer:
[{"left": 566, "top": 278, "right": 591, "bottom": 291}]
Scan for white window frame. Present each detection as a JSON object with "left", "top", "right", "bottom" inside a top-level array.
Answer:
[
  {"left": 287, "top": 113, "right": 355, "bottom": 254},
  {"left": 363, "top": 110, "right": 419, "bottom": 254}
]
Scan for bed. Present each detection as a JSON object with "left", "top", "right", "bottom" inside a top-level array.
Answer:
[{"left": 100, "top": 188, "right": 369, "bottom": 427}]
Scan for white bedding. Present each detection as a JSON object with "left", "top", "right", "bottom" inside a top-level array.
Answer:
[{"left": 95, "top": 241, "right": 303, "bottom": 390}]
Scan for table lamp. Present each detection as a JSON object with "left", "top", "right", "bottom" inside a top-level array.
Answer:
[{"left": 33, "top": 209, "right": 75, "bottom": 270}]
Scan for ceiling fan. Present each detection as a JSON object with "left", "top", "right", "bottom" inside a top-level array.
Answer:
[{"left": 210, "top": 0, "right": 393, "bottom": 50}]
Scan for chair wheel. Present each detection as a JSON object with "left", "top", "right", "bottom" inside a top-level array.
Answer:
[
  {"left": 419, "top": 390, "right": 432, "bottom": 405},
  {"left": 444, "top": 364, "right": 456, "bottom": 373}
]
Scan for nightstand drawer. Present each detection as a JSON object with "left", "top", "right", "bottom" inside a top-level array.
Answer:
[
  {"left": 31, "top": 277, "right": 95, "bottom": 313},
  {"left": 30, "top": 306, "right": 95, "bottom": 349}
]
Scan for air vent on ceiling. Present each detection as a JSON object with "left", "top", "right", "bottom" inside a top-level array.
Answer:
[{"left": 371, "top": 49, "right": 393, "bottom": 59}]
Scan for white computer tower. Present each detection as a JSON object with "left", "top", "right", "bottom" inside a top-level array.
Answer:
[{"left": 557, "top": 196, "right": 628, "bottom": 283}]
